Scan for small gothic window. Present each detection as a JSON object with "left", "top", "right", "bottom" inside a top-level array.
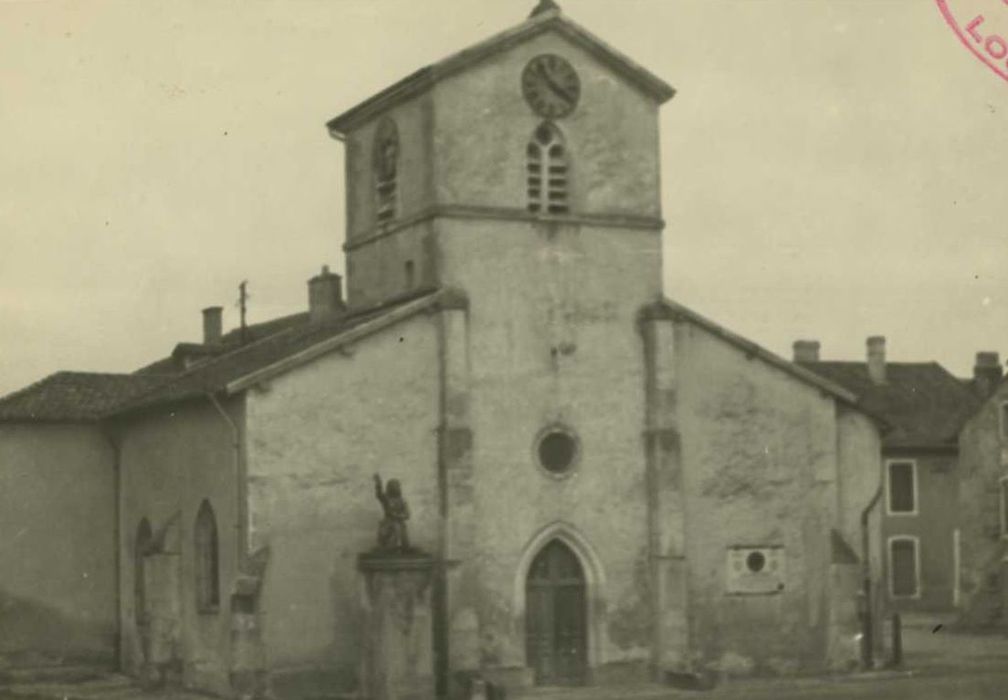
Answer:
[
  {"left": 373, "top": 118, "right": 399, "bottom": 225},
  {"left": 194, "top": 500, "right": 220, "bottom": 613},
  {"left": 527, "top": 122, "right": 568, "bottom": 215},
  {"left": 134, "top": 518, "right": 152, "bottom": 630}
]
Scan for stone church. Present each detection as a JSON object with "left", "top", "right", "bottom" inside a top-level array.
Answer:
[{"left": 0, "top": 2, "right": 888, "bottom": 697}]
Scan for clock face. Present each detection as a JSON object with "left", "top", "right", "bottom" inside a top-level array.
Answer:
[{"left": 521, "top": 54, "right": 580, "bottom": 119}]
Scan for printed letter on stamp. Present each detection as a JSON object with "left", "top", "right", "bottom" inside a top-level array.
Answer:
[{"left": 937, "top": 0, "right": 1008, "bottom": 82}]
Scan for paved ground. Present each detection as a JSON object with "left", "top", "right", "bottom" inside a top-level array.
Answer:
[{"left": 2, "top": 614, "right": 1007, "bottom": 700}]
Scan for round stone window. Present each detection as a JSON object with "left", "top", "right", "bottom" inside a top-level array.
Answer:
[
  {"left": 536, "top": 427, "right": 579, "bottom": 475},
  {"left": 746, "top": 551, "right": 766, "bottom": 573}
]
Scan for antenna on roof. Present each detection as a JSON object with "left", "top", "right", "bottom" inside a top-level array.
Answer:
[{"left": 237, "top": 280, "right": 249, "bottom": 344}]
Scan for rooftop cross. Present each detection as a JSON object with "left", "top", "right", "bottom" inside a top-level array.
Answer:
[{"left": 529, "top": 0, "right": 561, "bottom": 19}]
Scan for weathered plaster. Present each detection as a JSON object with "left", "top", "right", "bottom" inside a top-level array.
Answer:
[
  {"left": 675, "top": 320, "right": 843, "bottom": 674},
  {"left": 245, "top": 314, "right": 440, "bottom": 690},
  {"left": 116, "top": 397, "right": 243, "bottom": 695},
  {"left": 0, "top": 423, "right": 117, "bottom": 663},
  {"left": 957, "top": 383, "right": 1008, "bottom": 627}
]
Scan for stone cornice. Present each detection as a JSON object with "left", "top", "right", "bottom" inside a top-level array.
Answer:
[{"left": 343, "top": 205, "right": 664, "bottom": 252}]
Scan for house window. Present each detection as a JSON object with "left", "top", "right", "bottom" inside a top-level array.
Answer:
[
  {"left": 1000, "top": 477, "right": 1008, "bottom": 538},
  {"left": 889, "top": 536, "right": 920, "bottom": 598},
  {"left": 887, "top": 460, "right": 917, "bottom": 515},
  {"left": 526, "top": 123, "right": 569, "bottom": 215},
  {"left": 373, "top": 118, "right": 399, "bottom": 225},
  {"left": 194, "top": 500, "right": 220, "bottom": 613}
]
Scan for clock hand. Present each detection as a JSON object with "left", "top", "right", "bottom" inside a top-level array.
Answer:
[{"left": 538, "top": 63, "right": 574, "bottom": 103}]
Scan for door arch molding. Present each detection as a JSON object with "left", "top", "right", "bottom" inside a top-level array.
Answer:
[{"left": 512, "top": 521, "right": 606, "bottom": 671}]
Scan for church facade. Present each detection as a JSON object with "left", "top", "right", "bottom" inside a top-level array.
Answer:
[{"left": 0, "top": 3, "right": 888, "bottom": 697}]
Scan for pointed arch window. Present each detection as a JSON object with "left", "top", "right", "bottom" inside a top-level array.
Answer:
[
  {"left": 373, "top": 118, "right": 400, "bottom": 225},
  {"left": 526, "top": 123, "right": 569, "bottom": 215},
  {"left": 194, "top": 500, "right": 220, "bottom": 613},
  {"left": 134, "top": 518, "right": 152, "bottom": 630}
]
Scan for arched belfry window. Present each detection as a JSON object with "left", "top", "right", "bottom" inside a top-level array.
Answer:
[
  {"left": 373, "top": 118, "right": 400, "bottom": 225},
  {"left": 194, "top": 500, "right": 220, "bottom": 613},
  {"left": 526, "top": 122, "right": 569, "bottom": 215}
]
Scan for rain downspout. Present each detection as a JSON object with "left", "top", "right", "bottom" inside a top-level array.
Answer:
[
  {"left": 206, "top": 392, "right": 245, "bottom": 568},
  {"left": 860, "top": 485, "right": 883, "bottom": 668}
]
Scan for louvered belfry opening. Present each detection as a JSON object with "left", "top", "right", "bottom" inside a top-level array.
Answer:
[
  {"left": 527, "top": 122, "right": 569, "bottom": 215},
  {"left": 374, "top": 118, "right": 399, "bottom": 225}
]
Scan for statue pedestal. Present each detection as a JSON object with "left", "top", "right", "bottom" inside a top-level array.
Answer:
[{"left": 357, "top": 551, "right": 436, "bottom": 700}]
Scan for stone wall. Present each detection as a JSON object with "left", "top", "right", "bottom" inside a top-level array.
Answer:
[
  {"left": 0, "top": 423, "right": 117, "bottom": 664},
  {"left": 957, "top": 384, "right": 1008, "bottom": 627},
  {"left": 115, "top": 397, "right": 243, "bottom": 695},
  {"left": 244, "top": 314, "right": 441, "bottom": 693},
  {"left": 674, "top": 320, "right": 842, "bottom": 675}
]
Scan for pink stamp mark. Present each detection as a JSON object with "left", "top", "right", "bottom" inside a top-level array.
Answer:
[{"left": 937, "top": 0, "right": 1008, "bottom": 82}]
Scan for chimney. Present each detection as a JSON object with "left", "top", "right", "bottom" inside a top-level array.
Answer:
[
  {"left": 867, "top": 336, "right": 886, "bottom": 384},
  {"left": 973, "top": 351, "right": 1002, "bottom": 397},
  {"left": 202, "top": 306, "right": 223, "bottom": 344},
  {"left": 792, "top": 340, "right": 820, "bottom": 363},
  {"left": 308, "top": 265, "right": 343, "bottom": 322}
]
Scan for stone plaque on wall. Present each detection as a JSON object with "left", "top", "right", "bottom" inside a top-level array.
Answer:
[{"left": 725, "top": 546, "right": 785, "bottom": 595}]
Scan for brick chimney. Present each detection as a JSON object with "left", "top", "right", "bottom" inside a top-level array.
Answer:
[
  {"left": 308, "top": 265, "right": 343, "bottom": 322},
  {"left": 867, "top": 336, "right": 886, "bottom": 384},
  {"left": 792, "top": 340, "right": 820, "bottom": 363},
  {"left": 973, "top": 351, "right": 1002, "bottom": 397},
  {"left": 202, "top": 306, "right": 223, "bottom": 344}
]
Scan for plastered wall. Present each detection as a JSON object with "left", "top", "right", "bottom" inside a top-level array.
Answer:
[
  {"left": 675, "top": 321, "right": 841, "bottom": 675},
  {"left": 116, "top": 397, "right": 242, "bottom": 695},
  {"left": 0, "top": 423, "right": 117, "bottom": 663},
  {"left": 244, "top": 314, "right": 440, "bottom": 690}
]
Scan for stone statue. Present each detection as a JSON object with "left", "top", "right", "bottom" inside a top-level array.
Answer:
[{"left": 373, "top": 473, "right": 411, "bottom": 552}]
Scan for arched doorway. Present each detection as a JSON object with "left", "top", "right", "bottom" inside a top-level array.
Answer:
[{"left": 525, "top": 539, "right": 588, "bottom": 685}]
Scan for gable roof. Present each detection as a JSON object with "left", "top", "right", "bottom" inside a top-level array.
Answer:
[
  {"left": 134, "top": 311, "right": 310, "bottom": 376},
  {"left": 0, "top": 287, "right": 461, "bottom": 423},
  {"left": 110, "top": 287, "right": 457, "bottom": 416},
  {"left": 798, "top": 361, "right": 981, "bottom": 450},
  {"left": 326, "top": 3, "right": 675, "bottom": 136},
  {"left": 647, "top": 298, "right": 860, "bottom": 407},
  {"left": 0, "top": 372, "right": 166, "bottom": 423}
]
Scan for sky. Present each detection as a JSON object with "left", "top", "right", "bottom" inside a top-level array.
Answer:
[{"left": 1, "top": 0, "right": 1006, "bottom": 396}]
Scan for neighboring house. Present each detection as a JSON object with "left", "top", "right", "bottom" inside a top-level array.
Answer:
[
  {"left": 796, "top": 338, "right": 981, "bottom": 612},
  {"left": 1, "top": 2, "right": 889, "bottom": 695},
  {"left": 956, "top": 353, "right": 1008, "bottom": 628}
]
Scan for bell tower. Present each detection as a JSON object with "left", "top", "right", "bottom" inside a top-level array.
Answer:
[{"left": 327, "top": 1, "right": 674, "bottom": 309}]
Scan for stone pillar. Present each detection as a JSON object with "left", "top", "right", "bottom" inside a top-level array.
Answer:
[
  {"left": 638, "top": 301, "right": 689, "bottom": 677},
  {"left": 143, "top": 551, "right": 181, "bottom": 685},
  {"left": 432, "top": 291, "right": 479, "bottom": 694},
  {"left": 358, "top": 552, "right": 437, "bottom": 700}
]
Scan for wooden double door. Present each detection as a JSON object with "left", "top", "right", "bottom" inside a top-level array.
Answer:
[{"left": 525, "top": 540, "right": 588, "bottom": 685}]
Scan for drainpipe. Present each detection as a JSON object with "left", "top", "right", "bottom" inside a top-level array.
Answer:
[
  {"left": 860, "top": 485, "right": 883, "bottom": 669},
  {"left": 100, "top": 424, "right": 124, "bottom": 670},
  {"left": 206, "top": 392, "right": 245, "bottom": 568}
]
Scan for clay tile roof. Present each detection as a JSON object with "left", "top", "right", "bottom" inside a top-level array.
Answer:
[
  {"left": 0, "top": 372, "right": 168, "bottom": 422},
  {"left": 1, "top": 287, "right": 451, "bottom": 422},
  {"left": 109, "top": 287, "right": 446, "bottom": 416},
  {"left": 798, "top": 361, "right": 981, "bottom": 449}
]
